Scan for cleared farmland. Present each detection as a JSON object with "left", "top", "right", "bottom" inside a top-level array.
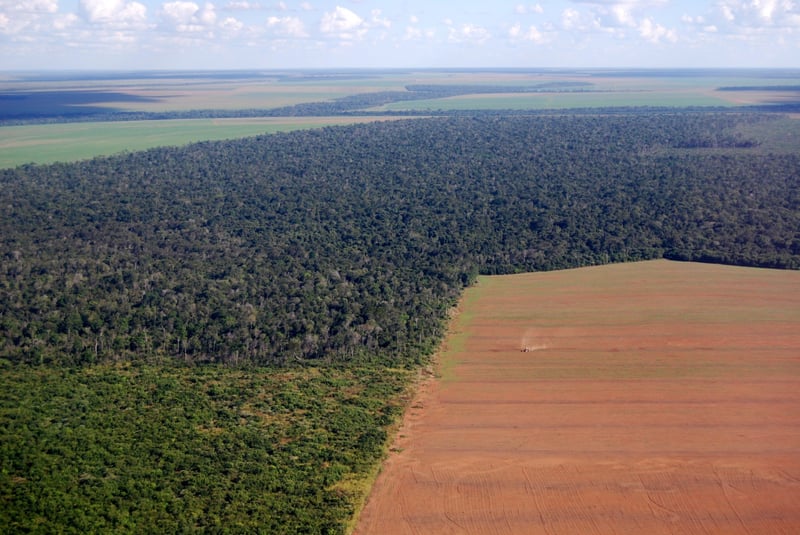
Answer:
[
  {"left": 0, "top": 116, "right": 405, "bottom": 168},
  {"left": 3, "top": 69, "right": 798, "bottom": 167},
  {"left": 370, "top": 89, "right": 734, "bottom": 111},
  {"left": 355, "top": 259, "right": 800, "bottom": 535}
]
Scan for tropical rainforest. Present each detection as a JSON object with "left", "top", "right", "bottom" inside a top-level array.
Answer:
[{"left": 1, "top": 110, "right": 799, "bottom": 532}]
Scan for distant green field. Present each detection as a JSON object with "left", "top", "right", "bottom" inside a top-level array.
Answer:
[
  {"left": 371, "top": 90, "right": 734, "bottom": 112},
  {"left": 3, "top": 69, "right": 798, "bottom": 167},
  {"left": 0, "top": 117, "right": 403, "bottom": 168}
]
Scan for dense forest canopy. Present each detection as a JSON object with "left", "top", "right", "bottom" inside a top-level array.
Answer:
[{"left": 1, "top": 112, "right": 799, "bottom": 368}]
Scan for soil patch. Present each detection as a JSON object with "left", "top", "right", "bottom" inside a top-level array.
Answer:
[{"left": 355, "top": 260, "right": 800, "bottom": 534}]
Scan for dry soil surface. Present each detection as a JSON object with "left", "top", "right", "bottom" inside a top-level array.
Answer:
[{"left": 355, "top": 260, "right": 800, "bottom": 535}]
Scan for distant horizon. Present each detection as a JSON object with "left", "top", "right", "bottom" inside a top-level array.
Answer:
[
  {"left": 1, "top": 1, "right": 798, "bottom": 71},
  {"left": 3, "top": 67, "right": 800, "bottom": 75}
]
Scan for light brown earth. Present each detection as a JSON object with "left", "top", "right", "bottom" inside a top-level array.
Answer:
[{"left": 355, "top": 260, "right": 800, "bottom": 534}]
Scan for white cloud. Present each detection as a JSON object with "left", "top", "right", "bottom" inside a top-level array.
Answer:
[
  {"left": 563, "top": 1, "right": 680, "bottom": 42},
  {"left": 569, "top": 0, "right": 668, "bottom": 5},
  {"left": 714, "top": 0, "right": 800, "bottom": 27},
  {"left": 200, "top": 2, "right": 216, "bottom": 24},
  {"left": 611, "top": 4, "right": 636, "bottom": 26},
  {"left": 562, "top": 7, "right": 589, "bottom": 30},
  {"left": 509, "top": 21, "right": 546, "bottom": 43},
  {"left": 638, "top": 17, "right": 676, "bottom": 42},
  {"left": 224, "top": 1, "right": 261, "bottom": 10},
  {"left": 220, "top": 15, "right": 240, "bottom": 28},
  {"left": 719, "top": 3, "right": 735, "bottom": 22},
  {"left": 2, "top": 0, "right": 57, "bottom": 13},
  {"left": 369, "top": 8, "right": 390, "bottom": 29},
  {"left": 161, "top": 0, "right": 218, "bottom": 32},
  {"left": 53, "top": 12, "right": 79, "bottom": 29},
  {"left": 267, "top": 14, "right": 307, "bottom": 37},
  {"left": 161, "top": 0, "right": 199, "bottom": 23},
  {"left": 320, "top": 5, "right": 366, "bottom": 39},
  {"left": 403, "top": 25, "right": 421, "bottom": 40},
  {"left": 448, "top": 23, "right": 490, "bottom": 44},
  {"left": 0, "top": 0, "right": 61, "bottom": 38},
  {"left": 681, "top": 14, "right": 704, "bottom": 24},
  {"left": 80, "top": 0, "right": 147, "bottom": 24},
  {"left": 515, "top": 3, "right": 543, "bottom": 15}
]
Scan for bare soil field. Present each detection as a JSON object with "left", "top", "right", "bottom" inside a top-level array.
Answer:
[{"left": 355, "top": 260, "right": 800, "bottom": 534}]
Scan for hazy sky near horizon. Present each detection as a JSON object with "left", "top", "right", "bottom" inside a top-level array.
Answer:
[{"left": 1, "top": 0, "right": 798, "bottom": 70}]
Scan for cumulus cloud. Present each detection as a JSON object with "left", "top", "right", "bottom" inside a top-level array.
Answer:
[
  {"left": 0, "top": 0, "right": 59, "bottom": 36},
  {"left": 369, "top": 8, "right": 390, "bottom": 29},
  {"left": 448, "top": 23, "right": 490, "bottom": 44},
  {"left": 224, "top": 0, "right": 261, "bottom": 10},
  {"left": 2, "top": 0, "right": 57, "bottom": 13},
  {"left": 638, "top": 17, "right": 676, "bottom": 42},
  {"left": 320, "top": 5, "right": 366, "bottom": 39},
  {"left": 515, "top": 3, "right": 543, "bottom": 15},
  {"left": 80, "top": 0, "right": 147, "bottom": 24},
  {"left": 611, "top": 4, "right": 636, "bottom": 26},
  {"left": 267, "top": 14, "right": 307, "bottom": 37},
  {"left": 509, "top": 22, "right": 546, "bottom": 43},
  {"left": 561, "top": 7, "right": 596, "bottom": 30},
  {"left": 219, "top": 15, "right": 241, "bottom": 31},
  {"left": 403, "top": 25, "right": 421, "bottom": 40},
  {"left": 569, "top": 0, "right": 668, "bottom": 5},
  {"left": 161, "top": 0, "right": 217, "bottom": 32},
  {"left": 52, "top": 12, "right": 79, "bottom": 29},
  {"left": 563, "top": 1, "right": 679, "bottom": 42},
  {"left": 715, "top": 0, "right": 800, "bottom": 28}
]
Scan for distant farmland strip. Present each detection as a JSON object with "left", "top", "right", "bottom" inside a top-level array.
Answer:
[
  {"left": 0, "top": 116, "right": 408, "bottom": 168},
  {"left": 372, "top": 90, "right": 734, "bottom": 111}
]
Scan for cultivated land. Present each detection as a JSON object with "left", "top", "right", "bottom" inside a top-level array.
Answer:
[
  {"left": 356, "top": 260, "right": 800, "bottom": 534},
  {"left": 0, "top": 116, "right": 404, "bottom": 168},
  {"left": 2, "top": 68, "right": 799, "bottom": 167}
]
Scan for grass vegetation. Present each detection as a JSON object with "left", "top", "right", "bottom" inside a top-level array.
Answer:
[
  {"left": 0, "top": 116, "right": 404, "bottom": 168},
  {"left": 371, "top": 90, "right": 734, "bottom": 112}
]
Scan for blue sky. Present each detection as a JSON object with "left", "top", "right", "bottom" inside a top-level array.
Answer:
[{"left": 1, "top": 0, "right": 798, "bottom": 69}]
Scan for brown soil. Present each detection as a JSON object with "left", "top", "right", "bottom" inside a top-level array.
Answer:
[{"left": 354, "top": 260, "right": 800, "bottom": 534}]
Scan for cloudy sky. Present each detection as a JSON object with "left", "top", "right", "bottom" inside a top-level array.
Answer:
[{"left": 1, "top": 0, "right": 798, "bottom": 70}]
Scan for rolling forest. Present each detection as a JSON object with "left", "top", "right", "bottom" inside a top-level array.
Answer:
[{"left": 1, "top": 110, "right": 799, "bottom": 533}]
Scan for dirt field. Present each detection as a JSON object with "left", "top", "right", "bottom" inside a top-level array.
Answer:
[{"left": 355, "top": 260, "right": 800, "bottom": 534}]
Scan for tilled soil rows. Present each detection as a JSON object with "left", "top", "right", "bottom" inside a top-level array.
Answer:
[{"left": 355, "top": 260, "right": 800, "bottom": 534}]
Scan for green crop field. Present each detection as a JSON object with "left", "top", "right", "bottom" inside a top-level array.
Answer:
[
  {"left": 372, "top": 90, "right": 734, "bottom": 111},
  {"left": 0, "top": 117, "right": 404, "bottom": 168}
]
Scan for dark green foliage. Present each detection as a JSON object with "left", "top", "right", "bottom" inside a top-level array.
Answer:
[
  {"left": 0, "top": 364, "right": 408, "bottom": 533},
  {"left": 1, "top": 113, "right": 798, "bottom": 366}
]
